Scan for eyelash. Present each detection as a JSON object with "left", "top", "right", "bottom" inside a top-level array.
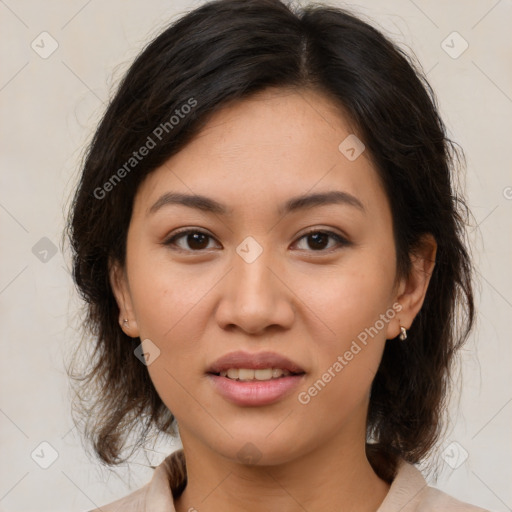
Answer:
[{"left": 163, "top": 228, "right": 351, "bottom": 254}]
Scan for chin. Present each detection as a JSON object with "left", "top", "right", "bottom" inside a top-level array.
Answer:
[{"left": 204, "top": 428, "right": 311, "bottom": 468}]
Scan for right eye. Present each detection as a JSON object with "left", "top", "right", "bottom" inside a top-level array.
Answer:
[{"left": 163, "top": 229, "right": 221, "bottom": 252}]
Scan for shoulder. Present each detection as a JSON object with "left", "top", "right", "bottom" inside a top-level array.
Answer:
[
  {"left": 85, "top": 449, "right": 184, "bottom": 512},
  {"left": 378, "top": 461, "right": 491, "bottom": 512},
  {"left": 87, "top": 483, "right": 149, "bottom": 512},
  {"left": 419, "top": 485, "right": 491, "bottom": 511}
]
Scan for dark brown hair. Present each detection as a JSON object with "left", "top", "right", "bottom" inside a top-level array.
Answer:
[{"left": 65, "top": 0, "right": 474, "bottom": 480}]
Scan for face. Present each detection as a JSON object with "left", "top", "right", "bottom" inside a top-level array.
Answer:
[{"left": 111, "top": 87, "right": 425, "bottom": 466}]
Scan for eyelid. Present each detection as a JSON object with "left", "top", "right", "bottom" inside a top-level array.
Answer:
[
  {"left": 163, "top": 227, "right": 220, "bottom": 251},
  {"left": 291, "top": 227, "right": 351, "bottom": 252},
  {"left": 162, "top": 227, "right": 351, "bottom": 253}
]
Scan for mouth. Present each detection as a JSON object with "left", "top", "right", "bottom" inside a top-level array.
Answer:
[
  {"left": 206, "top": 350, "right": 306, "bottom": 379},
  {"left": 206, "top": 351, "right": 306, "bottom": 406},
  {"left": 214, "top": 367, "right": 301, "bottom": 381}
]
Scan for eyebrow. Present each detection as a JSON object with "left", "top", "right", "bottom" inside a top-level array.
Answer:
[{"left": 147, "top": 190, "right": 365, "bottom": 217}]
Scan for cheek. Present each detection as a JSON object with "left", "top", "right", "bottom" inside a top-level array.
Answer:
[
  {"left": 294, "top": 249, "right": 396, "bottom": 402},
  {"left": 125, "top": 245, "right": 220, "bottom": 392},
  {"left": 298, "top": 251, "right": 396, "bottom": 344},
  {"left": 127, "top": 262, "right": 208, "bottom": 419},
  {"left": 127, "top": 244, "right": 212, "bottom": 339}
]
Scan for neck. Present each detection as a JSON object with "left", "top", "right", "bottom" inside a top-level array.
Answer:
[{"left": 174, "top": 435, "right": 390, "bottom": 512}]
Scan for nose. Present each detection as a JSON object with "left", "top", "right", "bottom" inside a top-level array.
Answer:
[{"left": 214, "top": 244, "right": 295, "bottom": 335}]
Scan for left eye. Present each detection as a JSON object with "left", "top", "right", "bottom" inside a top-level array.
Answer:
[
  {"left": 163, "top": 229, "right": 349, "bottom": 253},
  {"left": 293, "top": 230, "right": 349, "bottom": 252}
]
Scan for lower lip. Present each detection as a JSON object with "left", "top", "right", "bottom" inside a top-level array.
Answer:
[{"left": 207, "top": 373, "right": 305, "bottom": 406}]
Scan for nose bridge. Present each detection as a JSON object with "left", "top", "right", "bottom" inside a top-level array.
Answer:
[
  {"left": 215, "top": 235, "right": 294, "bottom": 333},
  {"left": 233, "top": 236, "right": 279, "bottom": 306},
  {"left": 235, "top": 245, "right": 273, "bottom": 293}
]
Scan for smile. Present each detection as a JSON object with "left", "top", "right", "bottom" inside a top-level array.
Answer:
[{"left": 218, "top": 368, "right": 295, "bottom": 381}]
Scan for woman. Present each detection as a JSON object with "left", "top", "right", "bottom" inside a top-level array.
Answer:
[{"left": 66, "top": 0, "right": 489, "bottom": 510}]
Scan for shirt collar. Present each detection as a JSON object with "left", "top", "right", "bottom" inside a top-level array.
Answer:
[{"left": 144, "top": 449, "right": 186, "bottom": 512}]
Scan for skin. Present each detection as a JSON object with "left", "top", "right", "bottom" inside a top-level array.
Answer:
[{"left": 110, "top": 87, "right": 436, "bottom": 512}]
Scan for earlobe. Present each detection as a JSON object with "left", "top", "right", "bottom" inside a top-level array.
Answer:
[
  {"left": 108, "top": 258, "right": 140, "bottom": 338},
  {"left": 387, "top": 234, "right": 437, "bottom": 339}
]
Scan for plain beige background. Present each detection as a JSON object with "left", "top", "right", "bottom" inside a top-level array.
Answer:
[{"left": 0, "top": 1, "right": 511, "bottom": 511}]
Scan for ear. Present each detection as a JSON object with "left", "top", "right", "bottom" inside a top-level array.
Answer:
[
  {"left": 109, "top": 258, "right": 140, "bottom": 338},
  {"left": 386, "top": 234, "right": 437, "bottom": 339}
]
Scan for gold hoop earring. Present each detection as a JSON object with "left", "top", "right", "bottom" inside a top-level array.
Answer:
[{"left": 399, "top": 325, "right": 408, "bottom": 341}]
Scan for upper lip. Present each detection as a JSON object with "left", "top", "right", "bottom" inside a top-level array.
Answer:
[{"left": 207, "top": 351, "right": 306, "bottom": 374}]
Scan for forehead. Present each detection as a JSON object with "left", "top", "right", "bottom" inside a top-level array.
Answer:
[{"left": 135, "top": 87, "right": 389, "bottom": 221}]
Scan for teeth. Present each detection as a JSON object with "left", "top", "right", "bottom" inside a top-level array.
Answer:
[
  {"left": 219, "top": 368, "right": 292, "bottom": 381},
  {"left": 227, "top": 368, "right": 239, "bottom": 379},
  {"left": 239, "top": 368, "right": 255, "bottom": 381},
  {"left": 255, "top": 368, "right": 273, "bottom": 380}
]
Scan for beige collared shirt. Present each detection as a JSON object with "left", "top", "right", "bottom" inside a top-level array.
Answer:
[{"left": 89, "top": 449, "right": 490, "bottom": 511}]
